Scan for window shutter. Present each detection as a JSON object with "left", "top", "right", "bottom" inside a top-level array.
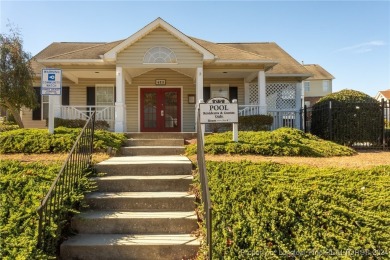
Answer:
[
  {"left": 32, "top": 87, "right": 41, "bottom": 120},
  {"left": 229, "top": 87, "right": 238, "bottom": 102},
  {"left": 62, "top": 86, "right": 70, "bottom": 105},
  {"left": 114, "top": 87, "right": 116, "bottom": 103},
  {"left": 86, "top": 87, "right": 95, "bottom": 105},
  {"left": 203, "top": 87, "right": 210, "bottom": 102}
]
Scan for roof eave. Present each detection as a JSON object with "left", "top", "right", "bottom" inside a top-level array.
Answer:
[
  {"left": 266, "top": 73, "right": 313, "bottom": 79},
  {"left": 37, "top": 59, "right": 105, "bottom": 64},
  {"left": 214, "top": 59, "right": 277, "bottom": 64}
]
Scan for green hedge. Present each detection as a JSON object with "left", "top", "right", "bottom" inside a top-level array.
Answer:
[
  {"left": 0, "top": 161, "right": 60, "bottom": 259},
  {"left": 0, "top": 127, "right": 126, "bottom": 154},
  {"left": 204, "top": 161, "right": 390, "bottom": 259},
  {"left": 0, "top": 160, "right": 95, "bottom": 259},
  {"left": 239, "top": 115, "right": 273, "bottom": 131},
  {"left": 186, "top": 128, "right": 356, "bottom": 157},
  {"left": 0, "top": 124, "right": 19, "bottom": 132},
  {"left": 311, "top": 89, "right": 382, "bottom": 146},
  {"left": 53, "top": 118, "right": 110, "bottom": 130}
]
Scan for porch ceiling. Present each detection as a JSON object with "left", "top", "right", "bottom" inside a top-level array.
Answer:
[
  {"left": 204, "top": 68, "right": 259, "bottom": 80},
  {"left": 62, "top": 67, "right": 262, "bottom": 83}
]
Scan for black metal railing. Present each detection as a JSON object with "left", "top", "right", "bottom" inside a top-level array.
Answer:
[
  {"left": 197, "top": 109, "right": 213, "bottom": 260},
  {"left": 37, "top": 112, "right": 96, "bottom": 253},
  {"left": 303, "top": 100, "right": 390, "bottom": 150}
]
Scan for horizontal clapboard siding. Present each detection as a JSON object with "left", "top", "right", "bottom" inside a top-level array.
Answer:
[{"left": 117, "top": 27, "right": 202, "bottom": 68}]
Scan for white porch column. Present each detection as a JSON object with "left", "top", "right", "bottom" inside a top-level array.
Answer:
[
  {"left": 48, "top": 95, "right": 62, "bottom": 134},
  {"left": 195, "top": 67, "right": 204, "bottom": 133},
  {"left": 196, "top": 67, "right": 203, "bottom": 104},
  {"left": 258, "top": 70, "right": 267, "bottom": 114},
  {"left": 115, "top": 66, "right": 126, "bottom": 133}
]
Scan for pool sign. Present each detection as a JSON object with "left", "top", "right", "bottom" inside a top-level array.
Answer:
[
  {"left": 41, "top": 69, "right": 62, "bottom": 95},
  {"left": 199, "top": 97, "right": 238, "bottom": 124}
]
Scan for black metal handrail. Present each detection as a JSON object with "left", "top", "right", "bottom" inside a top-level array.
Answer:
[
  {"left": 37, "top": 112, "right": 96, "bottom": 253},
  {"left": 197, "top": 108, "right": 212, "bottom": 259}
]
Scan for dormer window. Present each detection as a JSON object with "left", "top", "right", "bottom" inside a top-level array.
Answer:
[{"left": 143, "top": 46, "right": 177, "bottom": 64}]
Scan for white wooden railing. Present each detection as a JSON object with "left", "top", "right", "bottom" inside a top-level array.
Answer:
[
  {"left": 238, "top": 105, "right": 301, "bottom": 130},
  {"left": 56, "top": 106, "right": 115, "bottom": 130}
]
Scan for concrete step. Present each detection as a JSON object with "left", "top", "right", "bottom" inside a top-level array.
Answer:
[
  {"left": 60, "top": 234, "right": 199, "bottom": 260},
  {"left": 92, "top": 175, "right": 193, "bottom": 192},
  {"left": 125, "top": 138, "right": 184, "bottom": 147},
  {"left": 85, "top": 192, "right": 195, "bottom": 211},
  {"left": 125, "top": 132, "right": 185, "bottom": 139},
  {"left": 71, "top": 211, "right": 198, "bottom": 234},
  {"left": 94, "top": 156, "right": 193, "bottom": 176},
  {"left": 121, "top": 146, "right": 185, "bottom": 156}
]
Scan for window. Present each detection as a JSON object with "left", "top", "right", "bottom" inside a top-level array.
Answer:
[
  {"left": 323, "top": 80, "right": 330, "bottom": 92},
  {"left": 96, "top": 85, "right": 114, "bottom": 106},
  {"left": 304, "top": 81, "right": 310, "bottom": 92},
  {"left": 143, "top": 46, "right": 177, "bottom": 64},
  {"left": 304, "top": 101, "right": 311, "bottom": 107}
]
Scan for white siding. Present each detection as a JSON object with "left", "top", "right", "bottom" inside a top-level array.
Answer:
[{"left": 117, "top": 27, "right": 203, "bottom": 68}]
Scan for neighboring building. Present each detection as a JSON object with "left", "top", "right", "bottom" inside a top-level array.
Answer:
[
  {"left": 24, "top": 18, "right": 314, "bottom": 132},
  {"left": 375, "top": 89, "right": 390, "bottom": 122},
  {"left": 375, "top": 89, "right": 390, "bottom": 102},
  {"left": 302, "top": 64, "right": 335, "bottom": 107}
]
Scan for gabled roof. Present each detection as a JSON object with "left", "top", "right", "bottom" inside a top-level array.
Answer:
[
  {"left": 377, "top": 89, "right": 390, "bottom": 100},
  {"left": 303, "top": 64, "right": 335, "bottom": 80},
  {"left": 103, "top": 17, "right": 214, "bottom": 61},
  {"left": 33, "top": 18, "right": 315, "bottom": 77}
]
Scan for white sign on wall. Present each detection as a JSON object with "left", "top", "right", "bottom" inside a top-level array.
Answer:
[
  {"left": 41, "top": 69, "right": 62, "bottom": 95},
  {"left": 199, "top": 97, "right": 238, "bottom": 124}
]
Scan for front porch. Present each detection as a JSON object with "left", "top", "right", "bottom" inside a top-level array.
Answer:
[{"left": 53, "top": 80, "right": 303, "bottom": 132}]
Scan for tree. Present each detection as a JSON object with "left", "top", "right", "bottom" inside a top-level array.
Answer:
[
  {"left": 0, "top": 24, "right": 38, "bottom": 128},
  {"left": 311, "top": 89, "right": 382, "bottom": 146}
]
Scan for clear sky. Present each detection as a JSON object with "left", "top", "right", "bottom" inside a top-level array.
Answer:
[{"left": 1, "top": 0, "right": 389, "bottom": 97}]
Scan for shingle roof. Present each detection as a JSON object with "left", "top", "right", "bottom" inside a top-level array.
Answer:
[
  {"left": 34, "top": 33, "right": 311, "bottom": 76},
  {"left": 379, "top": 90, "right": 390, "bottom": 99},
  {"left": 223, "top": 43, "right": 311, "bottom": 75},
  {"left": 303, "top": 64, "right": 335, "bottom": 80},
  {"left": 35, "top": 40, "right": 125, "bottom": 60},
  {"left": 190, "top": 37, "right": 274, "bottom": 61}
]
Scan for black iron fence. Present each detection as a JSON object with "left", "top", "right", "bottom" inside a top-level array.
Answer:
[
  {"left": 197, "top": 109, "right": 213, "bottom": 260},
  {"left": 37, "top": 112, "right": 96, "bottom": 253},
  {"left": 303, "top": 99, "right": 389, "bottom": 149}
]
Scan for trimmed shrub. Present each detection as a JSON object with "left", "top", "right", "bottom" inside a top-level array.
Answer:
[
  {"left": 0, "top": 160, "right": 95, "bottom": 259},
  {"left": 203, "top": 161, "right": 390, "bottom": 259},
  {"left": 53, "top": 118, "right": 110, "bottom": 130},
  {"left": 238, "top": 115, "right": 273, "bottom": 131},
  {"left": 186, "top": 128, "right": 356, "bottom": 157},
  {"left": 311, "top": 89, "right": 382, "bottom": 146},
  {"left": 0, "top": 127, "right": 126, "bottom": 153},
  {"left": 0, "top": 161, "right": 60, "bottom": 259},
  {"left": 206, "top": 115, "right": 273, "bottom": 133},
  {"left": 0, "top": 124, "right": 19, "bottom": 132}
]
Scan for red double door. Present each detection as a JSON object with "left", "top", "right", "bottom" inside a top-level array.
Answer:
[{"left": 140, "top": 88, "right": 181, "bottom": 132}]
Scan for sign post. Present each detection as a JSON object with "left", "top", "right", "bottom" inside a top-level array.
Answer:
[
  {"left": 199, "top": 97, "right": 239, "bottom": 142},
  {"left": 41, "top": 69, "right": 62, "bottom": 134}
]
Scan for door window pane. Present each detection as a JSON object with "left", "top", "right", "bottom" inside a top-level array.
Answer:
[
  {"left": 164, "top": 91, "right": 178, "bottom": 128},
  {"left": 143, "top": 92, "right": 157, "bottom": 128}
]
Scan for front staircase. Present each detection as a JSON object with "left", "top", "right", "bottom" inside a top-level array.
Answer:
[{"left": 60, "top": 133, "right": 200, "bottom": 260}]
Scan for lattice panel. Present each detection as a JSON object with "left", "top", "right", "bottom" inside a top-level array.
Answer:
[
  {"left": 249, "top": 83, "right": 259, "bottom": 104},
  {"left": 248, "top": 83, "right": 297, "bottom": 110},
  {"left": 266, "top": 83, "right": 296, "bottom": 110}
]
